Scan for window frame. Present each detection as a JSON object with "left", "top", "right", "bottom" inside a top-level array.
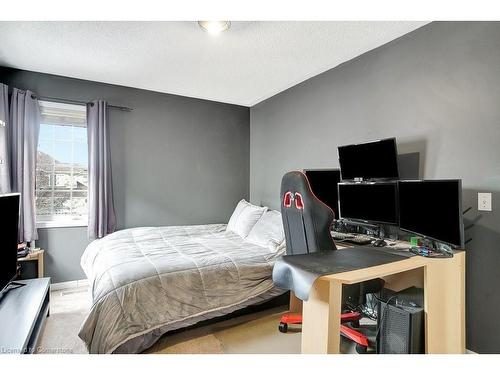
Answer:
[{"left": 36, "top": 100, "right": 89, "bottom": 228}]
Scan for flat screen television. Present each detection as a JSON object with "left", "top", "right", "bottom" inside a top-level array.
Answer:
[
  {"left": 338, "top": 137, "right": 399, "bottom": 181},
  {"left": 303, "top": 169, "right": 341, "bottom": 218},
  {"left": 398, "top": 180, "right": 464, "bottom": 248},
  {"left": 337, "top": 182, "right": 399, "bottom": 225},
  {"left": 0, "top": 193, "right": 20, "bottom": 294}
]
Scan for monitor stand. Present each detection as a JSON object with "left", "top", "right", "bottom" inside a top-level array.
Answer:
[
  {"left": 3, "top": 281, "right": 25, "bottom": 293},
  {"left": 9, "top": 281, "right": 26, "bottom": 288},
  {"left": 0, "top": 281, "right": 25, "bottom": 303}
]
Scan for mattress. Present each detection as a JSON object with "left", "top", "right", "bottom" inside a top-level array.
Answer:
[{"left": 79, "top": 224, "right": 286, "bottom": 353}]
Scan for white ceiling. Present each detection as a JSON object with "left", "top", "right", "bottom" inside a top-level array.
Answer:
[{"left": 0, "top": 21, "right": 428, "bottom": 106}]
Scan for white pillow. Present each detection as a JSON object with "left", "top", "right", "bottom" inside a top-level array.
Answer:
[
  {"left": 226, "top": 199, "right": 268, "bottom": 238},
  {"left": 246, "top": 210, "right": 285, "bottom": 252}
]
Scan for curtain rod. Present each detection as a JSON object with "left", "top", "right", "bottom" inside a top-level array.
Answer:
[{"left": 31, "top": 94, "right": 133, "bottom": 112}]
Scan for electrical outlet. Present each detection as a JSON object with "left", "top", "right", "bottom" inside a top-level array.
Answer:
[{"left": 478, "top": 192, "right": 492, "bottom": 212}]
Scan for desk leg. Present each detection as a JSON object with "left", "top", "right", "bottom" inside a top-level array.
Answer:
[
  {"left": 289, "top": 291, "right": 303, "bottom": 313},
  {"left": 301, "top": 279, "right": 342, "bottom": 354},
  {"left": 424, "top": 252, "right": 466, "bottom": 353},
  {"left": 38, "top": 254, "right": 44, "bottom": 278}
]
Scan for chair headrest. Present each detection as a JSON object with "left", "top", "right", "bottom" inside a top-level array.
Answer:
[
  {"left": 280, "top": 170, "right": 336, "bottom": 254},
  {"left": 281, "top": 170, "right": 331, "bottom": 213}
]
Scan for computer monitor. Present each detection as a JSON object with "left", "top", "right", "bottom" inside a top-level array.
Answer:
[
  {"left": 398, "top": 180, "right": 464, "bottom": 248},
  {"left": 338, "top": 138, "right": 399, "bottom": 181},
  {"left": 303, "top": 169, "right": 341, "bottom": 218},
  {"left": 338, "top": 182, "right": 399, "bottom": 225}
]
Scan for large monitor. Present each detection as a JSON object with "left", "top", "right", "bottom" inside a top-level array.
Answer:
[
  {"left": 338, "top": 138, "right": 399, "bottom": 181},
  {"left": 338, "top": 182, "right": 399, "bottom": 225},
  {"left": 304, "top": 169, "right": 341, "bottom": 218},
  {"left": 398, "top": 180, "right": 464, "bottom": 248},
  {"left": 0, "top": 193, "right": 20, "bottom": 294}
]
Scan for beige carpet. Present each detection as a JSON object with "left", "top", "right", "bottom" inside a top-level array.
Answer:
[
  {"left": 145, "top": 307, "right": 303, "bottom": 354},
  {"left": 37, "top": 286, "right": 91, "bottom": 354},
  {"left": 38, "top": 286, "right": 303, "bottom": 354},
  {"left": 39, "top": 286, "right": 360, "bottom": 354}
]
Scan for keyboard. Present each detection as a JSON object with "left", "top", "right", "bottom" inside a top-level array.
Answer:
[{"left": 330, "top": 231, "right": 373, "bottom": 245}]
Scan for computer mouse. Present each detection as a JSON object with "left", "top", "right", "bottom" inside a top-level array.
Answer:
[{"left": 372, "top": 239, "right": 387, "bottom": 247}]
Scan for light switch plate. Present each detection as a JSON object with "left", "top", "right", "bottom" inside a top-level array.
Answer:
[{"left": 478, "top": 192, "right": 492, "bottom": 211}]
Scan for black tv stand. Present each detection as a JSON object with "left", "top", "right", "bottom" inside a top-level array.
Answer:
[{"left": 0, "top": 278, "right": 50, "bottom": 354}]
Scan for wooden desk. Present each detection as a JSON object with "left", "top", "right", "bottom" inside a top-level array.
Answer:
[
  {"left": 18, "top": 249, "right": 44, "bottom": 279},
  {"left": 292, "top": 245, "right": 465, "bottom": 354}
]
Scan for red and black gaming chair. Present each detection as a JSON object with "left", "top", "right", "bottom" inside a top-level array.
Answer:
[{"left": 278, "top": 170, "right": 382, "bottom": 352}]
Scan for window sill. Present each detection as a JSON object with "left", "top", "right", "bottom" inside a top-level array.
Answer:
[{"left": 37, "top": 221, "right": 88, "bottom": 229}]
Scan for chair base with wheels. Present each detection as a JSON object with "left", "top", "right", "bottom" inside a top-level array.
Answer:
[
  {"left": 278, "top": 278, "right": 384, "bottom": 353},
  {"left": 278, "top": 311, "right": 375, "bottom": 352},
  {"left": 278, "top": 311, "right": 363, "bottom": 330},
  {"left": 278, "top": 313, "right": 302, "bottom": 333}
]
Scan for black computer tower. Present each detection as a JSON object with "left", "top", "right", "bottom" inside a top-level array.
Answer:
[{"left": 377, "top": 287, "right": 425, "bottom": 354}]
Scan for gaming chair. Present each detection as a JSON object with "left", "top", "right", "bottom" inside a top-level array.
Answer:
[
  {"left": 278, "top": 170, "right": 383, "bottom": 352},
  {"left": 281, "top": 171, "right": 336, "bottom": 254}
]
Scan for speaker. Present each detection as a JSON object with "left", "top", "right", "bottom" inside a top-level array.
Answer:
[{"left": 377, "top": 287, "right": 424, "bottom": 354}]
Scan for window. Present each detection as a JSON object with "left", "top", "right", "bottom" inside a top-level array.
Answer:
[{"left": 36, "top": 101, "right": 88, "bottom": 227}]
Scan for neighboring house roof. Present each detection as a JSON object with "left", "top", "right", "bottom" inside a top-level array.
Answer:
[
  {"left": 37, "top": 150, "right": 87, "bottom": 169},
  {"left": 37, "top": 150, "right": 88, "bottom": 189}
]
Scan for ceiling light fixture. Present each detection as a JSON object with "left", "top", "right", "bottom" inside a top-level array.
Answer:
[{"left": 198, "top": 21, "right": 231, "bottom": 35}]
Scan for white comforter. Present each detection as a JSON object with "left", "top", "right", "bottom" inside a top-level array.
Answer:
[{"left": 79, "top": 224, "right": 285, "bottom": 353}]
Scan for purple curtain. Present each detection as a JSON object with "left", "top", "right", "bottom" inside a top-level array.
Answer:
[
  {"left": 87, "top": 100, "right": 116, "bottom": 239},
  {"left": 10, "top": 88, "right": 40, "bottom": 243},
  {"left": 0, "top": 83, "right": 10, "bottom": 193}
]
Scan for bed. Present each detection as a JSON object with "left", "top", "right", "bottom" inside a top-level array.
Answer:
[{"left": 79, "top": 205, "right": 286, "bottom": 354}]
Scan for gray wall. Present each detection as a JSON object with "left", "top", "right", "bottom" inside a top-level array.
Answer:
[
  {"left": 37, "top": 227, "right": 91, "bottom": 283},
  {"left": 250, "top": 22, "right": 500, "bottom": 353},
  {"left": 0, "top": 68, "right": 250, "bottom": 283}
]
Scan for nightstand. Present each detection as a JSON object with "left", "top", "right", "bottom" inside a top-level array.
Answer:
[{"left": 18, "top": 249, "right": 45, "bottom": 279}]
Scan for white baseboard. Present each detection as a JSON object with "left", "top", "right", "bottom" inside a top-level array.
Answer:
[
  {"left": 466, "top": 349, "right": 478, "bottom": 354},
  {"left": 51, "top": 278, "right": 89, "bottom": 291}
]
